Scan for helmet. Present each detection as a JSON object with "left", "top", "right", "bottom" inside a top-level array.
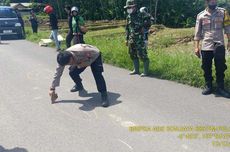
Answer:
[
  {"left": 44, "top": 5, "right": 53, "bottom": 14},
  {"left": 124, "top": 0, "right": 136, "bottom": 9},
  {"left": 71, "top": 6, "right": 79, "bottom": 13},
  {"left": 140, "top": 7, "right": 148, "bottom": 13}
]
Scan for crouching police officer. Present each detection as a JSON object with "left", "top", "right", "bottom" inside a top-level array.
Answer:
[
  {"left": 49, "top": 44, "right": 109, "bottom": 107},
  {"left": 124, "top": 0, "right": 150, "bottom": 77},
  {"left": 194, "top": 0, "right": 230, "bottom": 98}
]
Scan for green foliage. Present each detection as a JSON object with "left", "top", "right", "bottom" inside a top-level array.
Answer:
[
  {"left": 5, "top": 0, "right": 230, "bottom": 27},
  {"left": 0, "top": 0, "right": 10, "bottom": 6},
  {"left": 25, "top": 24, "right": 230, "bottom": 89}
]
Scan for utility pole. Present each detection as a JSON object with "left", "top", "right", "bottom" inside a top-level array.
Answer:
[{"left": 154, "top": 0, "right": 159, "bottom": 24}]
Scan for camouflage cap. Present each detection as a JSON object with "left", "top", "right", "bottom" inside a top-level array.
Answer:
[{"left": 124, "top": 0, "right": 136, "bottom": 9}]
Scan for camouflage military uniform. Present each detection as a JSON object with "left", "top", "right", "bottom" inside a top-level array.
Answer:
[
  {"left": 126, "top": 11, "right": 149, "bottom": 61},
  {"left": 140, "top": 7, "right": 152, "bottom": 43}
]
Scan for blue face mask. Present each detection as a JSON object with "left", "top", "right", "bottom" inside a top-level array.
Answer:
[{"left": 208, "top": 4, "right": 217, "bottom": 10}]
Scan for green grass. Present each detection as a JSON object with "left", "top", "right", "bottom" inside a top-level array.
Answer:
[{"left": 25, "top": 25, "right": 230, "bottom": 90}]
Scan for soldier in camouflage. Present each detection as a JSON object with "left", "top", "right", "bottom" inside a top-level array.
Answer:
[
  {"left": 140, "top": 7, "right": 152, "bottom": 48},
  {"left": 124, "top": 0, "right": 150, "bottom": 77}
]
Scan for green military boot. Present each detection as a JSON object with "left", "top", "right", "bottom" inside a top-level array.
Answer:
[
  {"left": 130, "top": 59, "right": 140, "bottom": 75},
  {"left": 141, "top": 59, "right": 149, "bottom": 77}
]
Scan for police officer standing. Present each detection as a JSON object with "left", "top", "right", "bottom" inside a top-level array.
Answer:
[
  {"left": 194, "top": 0, "right": 230, "bottom": 98},
  {"left": 124, "top": 0, "right": 150, "bottom": 77}
]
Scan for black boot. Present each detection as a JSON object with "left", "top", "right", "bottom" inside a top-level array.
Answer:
[
  {"left": 216, "top": 83, "right": 230, "bottom": 98},
  {"left": 130, "top": 59, "right": 140, "bottom": 75},
  {"left": 70, "top": 84, "right": 84, "bottom": 92},
  {"left": 202, "top": 82, "right": 212, "bottom": 95},
  {"left": 101, "top": 92, "right": 109, "bottom": 107}
]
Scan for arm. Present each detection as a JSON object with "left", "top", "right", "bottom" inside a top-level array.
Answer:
[
  {"left": 49, "top": 64, "right": 65, "bottom": 102},
  {"left": 125, "top": 17, "right": 130, "bottom": 46},
  {"left": 68, "top": 16, "right": 73, "bottom": 33},
  {"left": 194, "top": 40, "right": 201, "bottom": 58},
  {"left": 79, "top": 16, "right": 87, "bottom": 34},
  {"left": 224, "top": 10, "right": 230, "bottom": 50},
  {"left": 227, "top": 34, "right": 230, "bottom": 50},
  {"left": 194, "top": 15, "right": 203, "bottom": 58}
]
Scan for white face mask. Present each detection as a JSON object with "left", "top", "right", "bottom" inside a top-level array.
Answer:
[{"left": 127, "top": 8, "right": 134, "bottom": 14}]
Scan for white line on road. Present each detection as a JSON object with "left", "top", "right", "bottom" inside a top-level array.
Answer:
[
  {"left": 33, "top": 96, "right": 43, "bottom": 100},
  {"left": 52, "top": 106, "right": 90, "bottom": 121},
  {"left": 117, "top": 139, "right": 133, "bottom": 151},
  {"left": 109, "top": 114, "right": 136, "bottom": 128}
]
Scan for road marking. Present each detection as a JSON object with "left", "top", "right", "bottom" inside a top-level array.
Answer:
[
  {"left": 33, "top": 96, "right": 43, "bottom": 100},
  {"left": 93, "top": 111, "right": 98, "bottom": 119},
  {"left": 117, "top": 139, "right": 133, "bottom": 151},
  {"left": 121, "top": 121, "right": 136, "bottom": 128},
  {"left": 33, "top": 87, "right": 40, "bottom": 90},
  {"left": 109, "top": 114, "right": 136, "bottom": 128},
  {"left": 182, "top": 144, "right": 189, "bottom": 150},
  {"left": 52, "top": 106, "right": 90, "bottom": 121},
  {"left": 83, "top": 111, "right": 91, "bottom": 118}
]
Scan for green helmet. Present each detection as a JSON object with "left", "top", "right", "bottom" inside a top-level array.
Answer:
[{"left": 124, "top": 0, "right": 136, "bottom": 9}]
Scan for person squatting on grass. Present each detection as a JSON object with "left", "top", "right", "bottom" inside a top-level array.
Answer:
[
  {"left": 124, "top": 0, "right": 150, "bottom": 77},
  {"left": 194, "top": 0, "right": 230, "bottom": 98},
  {"left": 44, "top": 5, "right": 61, "bottom": 52},
  {"left": 49, "top": 44, "right": 109, "bottom": 107},
  {"left": 68, "top": 6, "right": 87, "bottom": 46}
]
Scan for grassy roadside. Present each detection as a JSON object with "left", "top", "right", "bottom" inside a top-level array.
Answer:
[{"left": 25, "top": 26, "right": 230, "bottom": 90}]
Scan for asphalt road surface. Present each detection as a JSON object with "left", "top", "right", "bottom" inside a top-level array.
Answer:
[{"left": 1, "top": 40, "right": 230, "bottom": 152}]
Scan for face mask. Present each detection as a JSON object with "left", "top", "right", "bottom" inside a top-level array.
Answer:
[
  {"left": 127, "top": 8, "right": 134, "bottom": 14},
  {"left": 208, "top": 3, "right": 217, "bottom": 10}
]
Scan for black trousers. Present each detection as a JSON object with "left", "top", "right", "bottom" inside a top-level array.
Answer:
[
  {"left": 69, "top": 54, "right": 107, "bottom": 93},
  {"left": 31, "top": 24, "right": 38, "bottom": 33},
  {"left": 201, "top": 45, "right": 227, "bottom": 86},
  {"left": 66, "top": 31, "right": 85, "bottom": 48},
  {"left": 66, "top": 31, "right": 74, "bottom": 48}
]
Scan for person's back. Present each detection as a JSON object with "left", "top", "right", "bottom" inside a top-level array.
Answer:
[
  {"left": 49, "top": 13, "right": 58, "bottom": 30},
  {"left": 44, "top": 5, "right": 61, "bottom": 51}
]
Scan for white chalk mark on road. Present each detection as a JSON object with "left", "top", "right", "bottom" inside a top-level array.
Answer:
[{"left": 117, "top": 139, "right": 133, "bottom": 151}]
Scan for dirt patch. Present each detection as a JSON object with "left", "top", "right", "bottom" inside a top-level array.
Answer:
[{"left": 175, "top": 36, "right": 194, "bottom": 44}]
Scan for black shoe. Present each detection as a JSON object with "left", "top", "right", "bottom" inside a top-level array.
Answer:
[
  {"left": 216, "top": 88, "right": 230, "bottom": 98},
  {"left": 129, "top": 70, "right": 139, "bottom": 75},
  {"left": 101, "top": 92, "right": 109, "bottom": 107},
  {"left": 140, "top": 73, "right": 148, "bottom": 77},
  {"left": 56, "top": 48, "right": 62, "bottom": 52},
  {"left": 70, "top": 85, "right": 83, "bottom": 92},
  {"left": 202, "top": 86, "right": 212, "bottom": 95}
]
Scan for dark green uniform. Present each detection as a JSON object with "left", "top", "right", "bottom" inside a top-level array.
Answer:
[
  {"left": 126, "top": 10, "right": 150, "bottom": 76},
  {"left": 126, "top": 11, "right": 149, "bottom": 60}
]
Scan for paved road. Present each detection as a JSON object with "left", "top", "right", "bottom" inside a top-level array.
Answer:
[{"left": 0, "top": 40, "right": 230, "bottom": 152}]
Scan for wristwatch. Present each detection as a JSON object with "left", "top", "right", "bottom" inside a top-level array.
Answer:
[{"left": 50, "top": 87, "right": 55, "bottom": 91}]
